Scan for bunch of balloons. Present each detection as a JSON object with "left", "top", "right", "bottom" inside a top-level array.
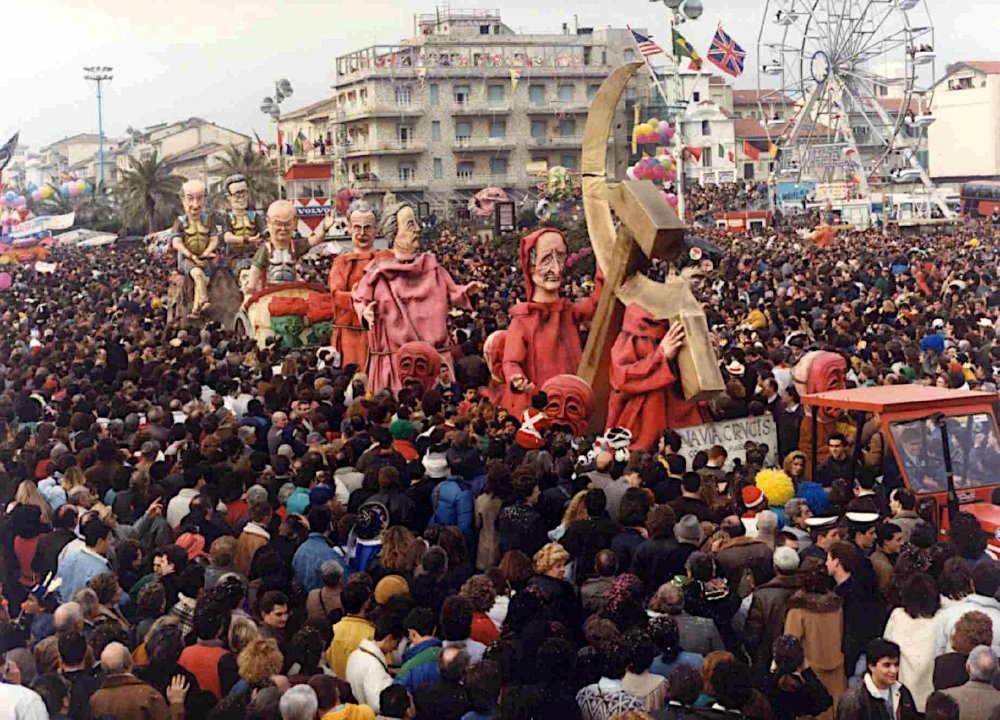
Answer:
[
  {"left": 626, "top": 153, "right": 677, "bottom": 182},
  {"left": 634, "top": 117, "right": 675, "bottom": 145},
  {"left": 60, "top": 180, "right": 92, "bottom": 198},
  {"left": 27, "top": 183, "right": 55, "bottom": 202},
  {"left": 660, "top": 189, "right": 679, "bottom": 209},
  {"left": 0, "top": 191, "right": 27, "bottom": 208}
]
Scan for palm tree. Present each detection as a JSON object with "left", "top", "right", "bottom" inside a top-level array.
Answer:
[
  {"left": 214, "top": 142, "right": 278, "bottom": 210},
  {"left": 116, "top": 152, "right": 184, "bottom": 234}
]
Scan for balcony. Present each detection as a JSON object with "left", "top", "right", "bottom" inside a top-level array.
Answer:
[
  {"left": 453, "top": 136, "right": 515, "bottom": 152},
  {"left": 528, "top": 134, "right": 584, "bottom": 148},
  {"left": 349, "top": 176, "right": 427, "bottom": 191},
  {"left": 340, "top": 101, "right": 423, "bottom": 121},
  {"left": 451, "top": 100, "right": 512, "bottom": 115},
  {"left": 344, "top": 139, "right": 426, "bottom": 157},
  {"left": 454, "top": 172, "right": 508, "bottom": 188},
  {"left": 525, "top": 100, "right": 592, "bottom": 115}
]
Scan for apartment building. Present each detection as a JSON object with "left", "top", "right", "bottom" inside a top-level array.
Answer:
[
  {"left": 282, "top": 10, "right": 637, "bottom": 216},
  {"left": 928, "top": 61, "right": 1000, "bottom": 183}
]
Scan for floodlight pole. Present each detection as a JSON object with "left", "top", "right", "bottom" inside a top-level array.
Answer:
[{"left": 84, "top": 66, "right": 113, "bottom": 189}]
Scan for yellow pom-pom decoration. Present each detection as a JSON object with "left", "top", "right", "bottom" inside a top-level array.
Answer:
[{"left": 755, "top": 468, "right": 794, "bottom": 508}]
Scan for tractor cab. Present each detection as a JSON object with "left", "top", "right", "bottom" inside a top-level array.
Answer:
[{"left": 800, "top": 385, "right": 1000, "bottom": 548}]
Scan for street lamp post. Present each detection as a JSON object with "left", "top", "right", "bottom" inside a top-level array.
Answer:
[
  {"left": 654, "top": 0, "right": 703, "bottom": 221},
  {"left": 261, "top": 79, "right": 294, "bottom": 198},
  {"left": 84, "top": 66, "right": 114, "bottom": 189}
]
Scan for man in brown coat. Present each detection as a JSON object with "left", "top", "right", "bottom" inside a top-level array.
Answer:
[
  {"left": 234, "top": 503, "right": 272, "bottom": 577},
  {"left": 744, "top": 546, "right": 801, "bottom": 678},
  {"left": 714, "top": 515, "right": 774, "bottom": 591},
  {"left": 90, "top": 642, "right": 188, "bottom": 720}
]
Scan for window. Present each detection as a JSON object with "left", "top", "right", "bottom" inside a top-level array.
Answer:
[
  {"left": 692, "top": 91, "right": 701, "bottom": 102},
  {"left": 587, "top": 84, "right": 600, "bottom": 100},
  {"left": 701, "top": 120, "right": 711, "bottom": 136},
  {"left": 494, "top": 24, "right": 501, "bottom": 34},
  {"left": 455, "top": 121, "right": 472, "bottom": 140},
  {"left": 490, "top": 157, "right": 508, "bottom": 176},
  {"left": 624, "top": 49, "right": 635, "bottom": 62},
  {"left": 398, "top": 162, "right": 416, "bottom": 183},
  {"left": 561, "top": 154, "right": 578, "bottom": 170},
  {"left": 395, "top": 86, "right": 412, "bottom": 105},
  {"left": 433, "top": 158, "right": 443, "bottom": 178},
  {"left": 431, "top": 121, "right": 441, "bottom": 141},
  {"left": 559, "top": 118, "right": 576, "bottom": 137},
  {"left": 743, "top": 163, "right": 755, "bottom": 180},
  {"left": 558, "top": 84, "right": 575, "bottom": 102},
  {"left": 487, "top": 84, "right": 505, "bottom": 106},
  {"left": 457, "top": 161, "right": 474, "bottom": 178},
  {"left": 529, "top": 85, "right": 545, "bottom": 105},
  {"left": 454, "top": 85, "right": 471, "bottom": 105},
  {"left": 429, "top": 84, "right": 439, "bottom": 106},
  {"left": 531, "top": 120, "right": 547, "bottom": 141},
  {"left": 703, "top": 147, "right": 713, "bottom": 167},
  {"left": 480, "top": 24, "right": 490, "bottom": 34},
  {"left": 397, "top": 125, "right": 414, "bottom": 145},
  {"left": 489, "top": 120, "right": 507, "bottom": 139}
]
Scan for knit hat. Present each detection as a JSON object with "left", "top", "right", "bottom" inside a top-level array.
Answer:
[
  {"left": 422, "top": 450, "right": 449, "bottom": 479},
  {"left": 375, "top": 575, "right": 410, "bottom": 605},
  {"left": 389, "top": 418, "right": 416, "bottom": 441},
  {"left": 674, "top": 514, "right": 704, "bottom": 544},
  {"left": 773, "top": 546, "right": 800, "bottom": 573},
  {"left": 742, "top": 485, "right": 765, "bottom": 509}
]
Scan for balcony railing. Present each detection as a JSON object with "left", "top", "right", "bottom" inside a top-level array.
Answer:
[
  {"left": 452, "top": 99, "right": 512, "bottom": 113},
  {"left": 340, "top": 101, "right": 422, "bottom": 120},
  {"left": 454, "top": 136, "right": 514, "bottom": 150},
  {"left": 344, "top": 139, "right": 425, "bottom": 156},
  {"left": 454, "top": 172, "right": 508, "bottom": 187},
  {"left": 528, "top": 134, "right": 584, "bottom": 147}
]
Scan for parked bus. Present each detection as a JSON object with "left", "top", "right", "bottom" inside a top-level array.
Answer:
[{"left": 960, "top": 181, "right": 1000, "bottom": 217}]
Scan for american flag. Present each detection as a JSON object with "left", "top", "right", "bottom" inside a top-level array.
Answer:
[
  {"left": 707, "top": 26, "right": 746, "bottom": 77},
  {"left": 629, "top": 28, "right": 665, "bottom": 59}
]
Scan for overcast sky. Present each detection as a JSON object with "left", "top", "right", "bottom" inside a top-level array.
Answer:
[{"left": 4, "top": 0, "right": 994, "bottom": 149}]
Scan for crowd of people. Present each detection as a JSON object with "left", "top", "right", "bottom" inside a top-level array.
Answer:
[{"left": 0, "top": 186, "right": 1000, "bottom": 720}]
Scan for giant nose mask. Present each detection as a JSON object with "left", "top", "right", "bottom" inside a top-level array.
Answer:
[{"left": 396, "top": 341, "right": 442, "bottom": 393}]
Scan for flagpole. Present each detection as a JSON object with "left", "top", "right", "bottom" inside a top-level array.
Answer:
[{"left": 629, "top": 27, "right": 686, "bottom": 221}]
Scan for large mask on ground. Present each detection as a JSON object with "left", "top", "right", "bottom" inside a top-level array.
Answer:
[
  {"left": 541, "top": 374, "right": 594, "bottom": 436},
  {"left": 396, "top": 341, "right": 442, "bottom": 393},
  {"left": 793, "top": 350, "right": 848, "bottom": 421}
]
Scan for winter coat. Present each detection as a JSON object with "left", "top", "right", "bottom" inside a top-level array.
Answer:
[
  {"left": 527, "top": 574, "right": 582, "bottom": 632},
  {"left": 89, "top": 674, "right": 180, "bottom": 720},
  {"left": 714, "top": 536, "right": 774, "bottom": 591},
  {"left": 369, "top": 488, "right": 419, "bottom": 532},
  {"left": 429, "top": 476, "right": 474, "bottom": 542},
  {"left": 835, "top": 673, "right": 919, "bottom": 720},
  {"left": 883, "top": 607, "right": 938, "bottom": 711},
  {"left": 498, "top": 501, "right": 549, "bottom": 559},
  {"left": 233, "top": 522, "right": 269, "bottom": 577},
  {"left": 743, "top": 573, "right": 802, "bottom": 677},
  {"left": 784, "top": 590, "right": 845, "bottom": 719}
]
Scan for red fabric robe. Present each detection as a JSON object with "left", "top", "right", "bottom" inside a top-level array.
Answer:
[
  {"left": 327, "top": 249, "right": 392, "bottom": 370},
  {"left": 607, "top": 306, "right": 707, "bottom": 450},
  {"left": 500, "top": 228, "right": 601, "bottom": 415}
]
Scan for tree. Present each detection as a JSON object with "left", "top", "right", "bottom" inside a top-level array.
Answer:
[
  {"left": 116, "top": 153, "right": 183, "bottom": 234},
  {"left": 213, "top": 142, "right": 278, "bottom": 210}
]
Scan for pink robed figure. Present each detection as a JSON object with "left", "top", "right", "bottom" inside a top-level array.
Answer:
[{"left": 352, "top": 203, "right": 482, "bottom": 395}]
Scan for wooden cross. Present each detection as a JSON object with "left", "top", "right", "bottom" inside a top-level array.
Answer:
[{"left": 578, "top": 62, "right": 725, "bottom": 433}]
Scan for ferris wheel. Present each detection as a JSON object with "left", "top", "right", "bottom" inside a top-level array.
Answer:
[{"left": 756, "top": 0, "right": 948, "bottom": 213}]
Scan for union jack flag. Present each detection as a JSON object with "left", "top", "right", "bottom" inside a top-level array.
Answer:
[
  {"left": 629, "top": 28, "right": 665, "bottom": 59},
  {"left": 707, "top": 26, "right": 746, "bottom": 77}
]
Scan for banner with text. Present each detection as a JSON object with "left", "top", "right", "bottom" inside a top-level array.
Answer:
[
  {"left": 676, "top": 415, "right": 778, "bottom": 470},
  {"left": 12, "top": 212, "right": 75, "bottom": 237}
]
